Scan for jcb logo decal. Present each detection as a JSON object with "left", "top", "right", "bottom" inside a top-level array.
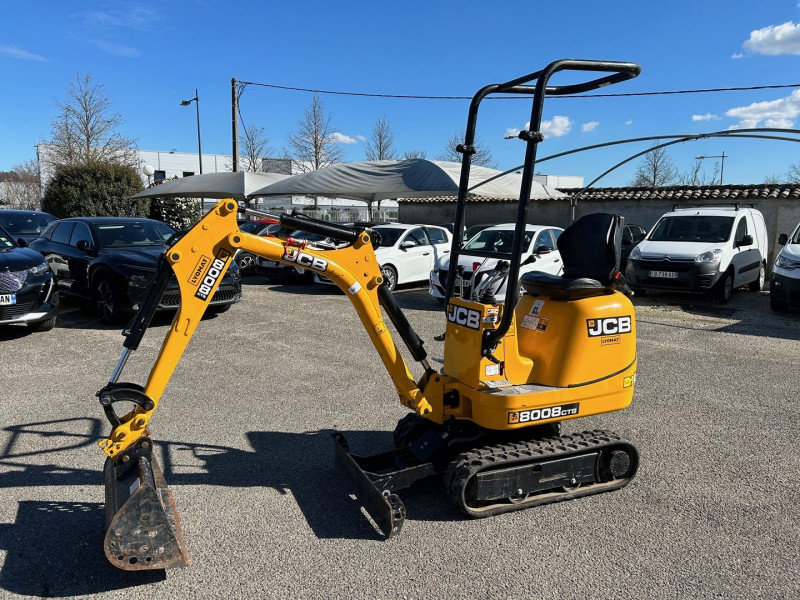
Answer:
[
  {"left": 283, "top": 248, "right": 328, "bottom": 272},
  {"left": 587, "top": 316, "right": 632, "bottom": 337},
  {"left": 447, "top": 304, "right": 481, "bottom": 330},
  {"left": 194, "top": 249, "right": 231, "bottom": 301}
]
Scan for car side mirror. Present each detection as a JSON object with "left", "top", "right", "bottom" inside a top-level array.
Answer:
[
  {"left": 739, "top": 234, "right": 753, "bottom": 247},
  {"left": 16, "top": 237, "right": 29, "bottom": 247},
  {"left": 76, "top": 240, "right": 91, "bottom": 251},
  {"left": 400, "top": 240, "right": 415, "bottom": 250},
  {"left": 778, "top": 233, "right": 788, "bottom": 245},
  {"left": 535, "top": 245, "right": 552, "bottom": 255},
  {"left": 522, "top": 255, "right": 537, "bottom": 265}
]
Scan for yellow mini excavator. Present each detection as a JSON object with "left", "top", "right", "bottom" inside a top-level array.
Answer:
[{"left": 98, "top": 59, "right": 642, "bottom": 570}]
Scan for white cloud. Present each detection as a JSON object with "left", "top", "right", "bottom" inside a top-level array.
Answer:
[
  {"left": 0, "top": 46, "right": 47, "bottom": 61},
  {"left": 540, "top": 116, "right": 572, "bottom": 138},
  {"left": 625, "top": 120, "right": 633, "bottom": 126},
  {"left": 330, "top": 132, "right": 359, "bottom": 144},
  {"left": 506, "top": 116, "right": 573, "bottom": 139},
  {"left": 692, "top": 113, "right": 721, "bottom": 122},
  {"left": 725, "top": 89, "right": 800, "bottom": 128},
  {"left": 743, "top": 21, "right": 800, "bottom": 55},
  {"left": 731, "top": 52, "right": 744, "bottom": 59},
  {"left": 356, "top": 134, "right": 367, "bottom": 142},
  {"left": 581, "top": 121, "right": 599, "bottom": 133},
  {"left": 90, "top": 40, "right": 141, "bottom": 57}
]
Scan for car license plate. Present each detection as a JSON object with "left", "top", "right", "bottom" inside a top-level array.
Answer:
[
  {"left": 0, "top": 294, "right": 16, "bottom": 305},
  {"left": 649, "top": 270, "right": 678, "bottom": 279},
  {"left": 259, "top": 259, "right": 279, "bottom": 268}
]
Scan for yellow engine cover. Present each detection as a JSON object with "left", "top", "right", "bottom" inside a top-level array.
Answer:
[{"left": 515, "top": 292, "right": 636, "bottom": 387}]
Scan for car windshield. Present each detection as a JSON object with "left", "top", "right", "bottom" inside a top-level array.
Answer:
[
  {"left": 0, "top": 225, "right": 18, "bottom": 249},
  {"left": 95, "top": 221, "right": 176, "bottom": 248},
  {"left": 464, "top": 229, "right": 534, "bottom": 252},
  {"left": 0, "top": 212, "right": 54, "bottom": 236},
  {"left": 792, "top": 226, "right": 800, "bottom": 244},
  {"left": 373, "top": 227, "right": 405, "bottom": 248},
  {"left": 649, "top": 216, "right": 733, "bottom": 243},
  {"left": 240, "top": 221, "right": 276, "bottom": 234}
]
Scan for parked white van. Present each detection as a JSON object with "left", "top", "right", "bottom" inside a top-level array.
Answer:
[
  {"left": 770, "top": 221, "right": 800, "bottom": 311},
  {"left": 625, "top": 206, "right": 768, "bottom": 303}
]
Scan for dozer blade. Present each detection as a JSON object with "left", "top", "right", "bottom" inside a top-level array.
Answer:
[{"left": 103, "top": 437, "right": 189, "bottom": 570}]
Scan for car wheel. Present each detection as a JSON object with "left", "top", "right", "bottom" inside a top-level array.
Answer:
[
  {"left": 237, "top": 253, "right": 257, "bottom": 275},
  {"left": 712, "top": 271, "right": 733, "bottom": 304},
  {"left": 748, "top": 262, "right": 766, "bottom": 291},
  {"left": 94, "top": 273, "right": 126, "bottom": 324},
  {"left": 28, "top": 315, "right": 57, "bottom": 332},
  {"left": 381, "top": 265, "right": 398, "bottom": 292},
  {"left": 770, "top": 294, "right": 789, "bottom": 312}
]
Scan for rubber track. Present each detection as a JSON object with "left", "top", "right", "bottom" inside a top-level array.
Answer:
[{"left": 445, "top": 429, "right": 637, "bottom": 518}]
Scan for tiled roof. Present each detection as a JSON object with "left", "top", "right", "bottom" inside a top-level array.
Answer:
[{"left": 399, "top": 184, "right": 800, "bottom": 203}]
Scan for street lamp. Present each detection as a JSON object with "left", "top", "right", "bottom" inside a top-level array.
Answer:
[
  {"left": 695, "top": 151, "right": 727, "bottom": 185},
  {"left": 180, "top": 89, "right": 203, "bottom": 174}
]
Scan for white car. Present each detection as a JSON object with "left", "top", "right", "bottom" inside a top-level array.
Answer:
[
  {"left": 625, "top": 206, "right": 768, "bottom": 304},
  {"left": 770, "top": 221, "right": 800, "bottom": 311},
  {"left": 314, "top": 223, "right": 452, "bottom": 292},
  {"left": 428, "top": 224, "right": 564, "bottom": 301}
]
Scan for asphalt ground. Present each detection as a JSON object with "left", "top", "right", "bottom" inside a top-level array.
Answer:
[{"left": 0, "top": 277, "right": 798, "bottom": 599}]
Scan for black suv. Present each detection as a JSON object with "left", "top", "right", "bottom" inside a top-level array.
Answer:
[
  {"left": 0, "top": 224, "right": 59, "bottom": 332},
  {"left": 30, "top": 217, "right": 241, "bottom": 324},
  {"left": 0, "top": 209, "right": 56, "bottom": 243}
]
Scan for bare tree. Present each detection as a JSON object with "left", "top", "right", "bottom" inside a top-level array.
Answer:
[
  {"left": 629, "top": 144, "right": 678, "bottom": 188},
  {"left": 438, "top": 132, "right": 496, "bottom": 168},
  {"left": 786, "top": 162, "right": 800, "bottom": 183},
  {"left": 286, "top": 95, "right": 345, "bottom": 173},
  {"left": 240, "top": 123, "right": 274, "bottom": 172},
  {"left": 677, "top": 159, "right": 720, "bottom": 186},
  {"left": 364, "top": 116, "right": 397, "bottom": 161},
  {"left": 43, "top": 74, "right": 138, "bottom": 169},
  {"left": 763, "top": 173, "right": 784, "bottom": 185},
  {"left": 401, "top": 149, "right": 427, "bottom": 160},
  {"left": 1, "top": 160, "right": 41, "bottom": 209}
]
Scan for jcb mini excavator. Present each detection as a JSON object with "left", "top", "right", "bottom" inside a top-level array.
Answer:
[{"left": 97, "top": 59, "right": 642, "bottom": 570}]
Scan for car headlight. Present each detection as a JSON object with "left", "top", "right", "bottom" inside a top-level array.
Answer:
[
  {"left": 695, "top": 249, "right": 722, "bottom": 263},
  {"left": 129, "top": 274, "right": 152, "bottom": 287},
  {"left": 629, "top": 246, "right": 641, "bottom": 261},
  {"left": 28, "top": 260, "right": 49, "bottom": 276},
  {"left": 775, "top": 253, "right": 797, "bottom": 270}
]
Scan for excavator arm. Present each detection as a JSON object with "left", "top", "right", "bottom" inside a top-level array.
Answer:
[{"left": 98, "top": 200, "right": 434, "bottom": 570}]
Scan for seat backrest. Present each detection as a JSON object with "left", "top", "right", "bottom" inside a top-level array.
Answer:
[{"left": 557, "top": 213, "right": 623, "bottom": 282}]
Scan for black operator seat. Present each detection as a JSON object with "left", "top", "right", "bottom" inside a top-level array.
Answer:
[{"left": 520, "top": 213, "right": 624, "bottom": 300}]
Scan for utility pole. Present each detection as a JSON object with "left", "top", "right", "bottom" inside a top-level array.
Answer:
[{"left": 231, "top": 78, "right": 240, "bottom": 172}]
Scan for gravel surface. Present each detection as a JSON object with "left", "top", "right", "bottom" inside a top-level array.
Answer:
[{"left": 0, "top": 278, "right": 798, "bottom": 599}]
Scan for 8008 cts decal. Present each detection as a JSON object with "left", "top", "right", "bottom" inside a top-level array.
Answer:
[
  {"left": 194, "top": 249, "right": 231, "bottom": 300},
  {"left": 508, "top": 402, "right": 579, "bottom": 424}
]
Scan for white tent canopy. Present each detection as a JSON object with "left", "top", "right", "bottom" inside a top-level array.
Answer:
[
  {"left": 130, "top": 171, "right": 291, "bottom": 201},
  {"left": 251, "top": 160, "right": 565, "bottom": 201}
]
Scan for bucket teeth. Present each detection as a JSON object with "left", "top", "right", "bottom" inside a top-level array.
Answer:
[{"left": 103, "top": 438, "right": 189, "bottom": 570}]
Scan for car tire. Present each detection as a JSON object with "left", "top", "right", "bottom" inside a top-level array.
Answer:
[
  {"left": 381, "top": 265, "right": 398, "bottom": 292},
  {"left": 748, "top": 262, "right": 766, "bottom": 292},
  {"left": 94, "top": 273, "right": 126, "bottom": 324},
  {"left": 28, "top": 315, "right": 57, "bottom": 332},
  {"left": 770, "top": 295, "right": 789, "bottom": 312},
  {"left": 712, "top": 270, "right": 733, "bottom": 304}
]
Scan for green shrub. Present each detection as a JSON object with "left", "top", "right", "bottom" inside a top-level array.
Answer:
[{"left": 42, "top": 162, "right": 147, "bottom": 218}]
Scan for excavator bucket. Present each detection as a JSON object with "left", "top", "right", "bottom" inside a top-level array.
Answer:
[{"left": 103, "top": 437, "right": 189, "bottom": 570}]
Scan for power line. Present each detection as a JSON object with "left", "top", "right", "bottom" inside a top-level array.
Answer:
[{"left": 238, "top": 80, "right": 800, "bottom": 101}]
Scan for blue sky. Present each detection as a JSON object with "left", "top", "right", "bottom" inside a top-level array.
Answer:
[{"left": 2, "top": 1, "right": 800, "bottom": 186}]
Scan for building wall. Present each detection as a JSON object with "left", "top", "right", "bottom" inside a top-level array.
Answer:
[{"left": 399, "top": 195, "right": 800, "bottom": 269}]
